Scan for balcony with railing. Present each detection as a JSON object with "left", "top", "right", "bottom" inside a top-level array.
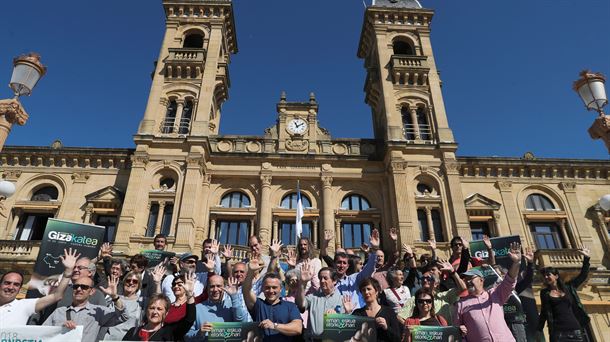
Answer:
[
  {"left": 536, "top": 249, "right": 586, "bottom": 269},
  {"left": 390, "top": 55, "right": 429, "bottom": 86},
  {"left": 165, "top": 48, "right": 206, "bottom": 79},
  {"left": 403, "top": 124, "right": 434, "bottom": 143},
  {"left": 0, "top": 240, "right": 40, "bottom": 262},
  {"left": 160, "top": 117, "right": 191, "bottom": 136}
]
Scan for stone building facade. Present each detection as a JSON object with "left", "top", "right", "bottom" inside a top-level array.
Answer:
[{"left": 0, "top": 0, "right": 608, "bottom": 339}]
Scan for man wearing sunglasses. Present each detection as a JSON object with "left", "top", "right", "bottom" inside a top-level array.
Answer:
[
  {"left": 162, "top": 252, "right": 217, "bottom": 303},
  {"left": 43, "top": 274, "right": 128, "bottom": 342},
  {"left": 0, "top": 248, "right": 78, "bottom": 327}
]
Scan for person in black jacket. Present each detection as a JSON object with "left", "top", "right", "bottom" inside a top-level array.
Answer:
[
  {"left": 346, "top": 277, "right": 402, "bottom": 342},
  {"left": 537, "top": 247, "right": 592, "bottom": 342},
  {"left": 123, "top": 272, "right": 196, "bottom": 341}
]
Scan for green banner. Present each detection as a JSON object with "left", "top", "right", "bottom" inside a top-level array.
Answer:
[
  {"left": 321, "top": 314, "right": 377, "bottom": 342},
  {"left": 469, "top": 235, "right": 521, "bottom": 271},
  {"left": 140, "top": 249, "right": 176, "bottom": 267},
  {"left": 34, "top": 218, "right": 105, "bottom": 277},
  {"left": 208, "top": 322, "right": 262, "bottom": 342},
  {"left": 410, "top": 326, "right": 460, "bottom": 342}
]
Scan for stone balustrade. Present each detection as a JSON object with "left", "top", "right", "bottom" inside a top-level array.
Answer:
[
  {"left": 390, "top": 55, "right": 429, "bottom": 85},
  {"left": 0, "top": 240, "right": 40, "bottom": 261},
  {"left": 536, "top": 249, "right": 584, "bottom": 269}
]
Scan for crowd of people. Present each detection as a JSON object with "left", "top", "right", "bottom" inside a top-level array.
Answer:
[{"left": 0, "top": 231, "right": 594, "bottom": 342}]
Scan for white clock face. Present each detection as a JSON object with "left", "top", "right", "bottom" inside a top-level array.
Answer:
[{"left": 287, "top": 118, "right": 307, "bottom": 135}]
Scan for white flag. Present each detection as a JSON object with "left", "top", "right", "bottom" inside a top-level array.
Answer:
[{"left": 295, "top": 181, "right": 304, "bottom": 239}]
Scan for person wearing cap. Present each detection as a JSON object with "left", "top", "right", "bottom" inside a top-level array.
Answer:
[
  {"left": 162, "top": 251, "right": 218, "bottom": 303},
  {"left": 454, "top": 242, "right": 522, "bottom": 342}
]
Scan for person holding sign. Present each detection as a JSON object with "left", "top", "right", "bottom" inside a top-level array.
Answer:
[
  {"left": 123, "top": 272, "right": 197, "bottom": 341},
  {"left": 184, "top": 275, "right": 248, "bottom": 341},
  {"left": 243, "top": 259, "right": 303, "bottom": 342},
  {"left": 346, "top": 277, "right": 402, "bottom": 342},
  {"left": 454, "top": 242, "right": 522, "bottom": 342},
  {"left": 538, "top": 247, "right": 592, "bottom": 342},
  {"left": 0, "top": 248, "right": 78, "bottom": 327},
  {"left": 403, "top": 288, "right": 448, "bottom": 342}
]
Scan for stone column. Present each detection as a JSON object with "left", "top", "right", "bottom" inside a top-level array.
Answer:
[
  {"left": 259, "top": 175, "right": 272, "bottom": 250},
  {"left": 321, "top": 175, "right": 335, "bottom": 250},
  {"left": 334, "top": 217, "right": 342, "bottom": 249},
  {"left": 155, "top": 201, "right": 166, "bottom": 235},
  {"left": 60, "top": 172, "right": 90, "bottom": 222},
  {"left": 409, "top": 108, "right": 421, "bottom": 140},
  {"left": 559, "top": 218, "right": 573, "bottom": 248},
  {"left": 175, "top": 156, "right": 204, "bottom": 250},
  {"left": 199, "top": 174, "right": 212, "bottom": 242},
  {"left": 593, "top": 209, "right": 610, "bottom": 248},
  {"left": 115, "top": 154, "right": 149, "bottom": 252},
  {"left": 272, "top": 220, "right": 279, "bottom": 242},
  {"left": 209, "top": 218, "right": 217, "bottom": 240},
  {"left": 492, "top": 212, "right": 501, "bottom": 237},
  {"left": 388, "top": 159, "right": 413, "bottom": 243},
  {"left": 560, "top": 182, "right": 594, "bottom": 254},
  {"left": 424, "top": 206, "right": 435, "bottom": 241},
  {"left": 7, "top": 208, "right": 22, "bottom": 240},
  {"left": 174, "top": 100, "right": 185, "bottom": 133},
  {"left": 312, "top": 219, "right": 318, "bottom": 248},
  {"left": 442, "top": 160, "right": 471, "bottom": 238}
]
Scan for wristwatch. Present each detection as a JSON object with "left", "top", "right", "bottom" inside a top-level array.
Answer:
[{"left": 273, "top": 323, "right": 278, "bottom": 330}]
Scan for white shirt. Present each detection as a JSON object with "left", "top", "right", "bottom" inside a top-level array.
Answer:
[
  {"left": 383, "top": 285, "right": 411, "bottom": 314},
  {"left": 0, "top": 298, "right": 37, "bottom": 327}
]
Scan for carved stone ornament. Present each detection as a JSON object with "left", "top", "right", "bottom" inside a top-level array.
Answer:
[
  {"left": 202, "top": 173, "right": 212, "bottom": 185},
  {"left": 496, "top": 181, "right": 513, "bottom": 191},
  {"left": 321, "top": 176, "right": 333, "bottom": 188},
  {"left": 286, "top": 139, "right": 309, "bottom": 152},
  {"left": 560, "top": 182, "right": 577, "bottom": 192},
  {"left": 442, "top": 161, "right": 460, "bottom": 174},
  {"left": 72, "top": 172, "right": 91, "bottom": 184},
  {"left": 0, "top": 99, "right": 29, "bottom": 125},
  {"left": 260, "top": 175, "right": 272, "bottom": 185},
  {"left": 390, "top": 161, "right": 406, "bottom": 172},
  {"left": 130, "top": 154, "right": 150, "bottom": 167},
  {"left": 2, "top": 170, "right": 22, "bottom": 181}
]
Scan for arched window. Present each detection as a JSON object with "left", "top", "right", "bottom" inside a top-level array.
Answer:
[
  {"left": 178, "top": 99, "right": 193, "bottom": 134},
  {"left": 417, "top": 183, "right": 432, "bottom": 194},
  {"left": 220, "top": 192, "right": 251, "bottom": 208},
  {"left": 525, "top": 194, "right": 555, "bottom": 211},
  {"left": 160, "top": 177, "right": 175, "bottom": 189},
  {"left": 280, "top": 193, "right": 312, "bottom": 209},
  {"left": 162, "top": 100, "right": 177, "bottom": 134},
  {"left": 401, "top": 106, "right": 416, "bottom": 140},
  {"left": 416, "top": 106, "right": 431, "bottom": 140},
  {"left": 183, "top": 33, "right": 204, "bottom": 48},
  {"left": 341, "top": 194, "right": 371, "bottom": 211},
  {"left": 393, "top": 40, "right": 414, "bottom": 55},
  {"left": 31, "top": 186, "right": 59, "bottom": 201}
]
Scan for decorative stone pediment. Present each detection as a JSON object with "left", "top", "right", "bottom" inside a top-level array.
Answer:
[
  {"left": 85, "top": 186, "right": 124, "bottom": 209},
  {"left": 464, "top": 193, "right": 501, "bottom": 210}
]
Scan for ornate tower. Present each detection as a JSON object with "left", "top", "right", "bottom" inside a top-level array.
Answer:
[
  {"left": 137, "top": 0, "right": 237, "bottom": 138},
  {"left": 358, "top": 0, "right": 470, "bottom": 242}
]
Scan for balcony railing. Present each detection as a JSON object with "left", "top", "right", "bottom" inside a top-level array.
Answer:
[
  {"left": 403, "top": 124, "right": 434, "bottom": 143},
  {"left": 0, "top": 240, "right": 40, "bottom": 261},
  {"left": 536, "top": 249, "right": 584, "bottom": 269},
  {"left": 390, "top": 55, "right": 429, "bottom": 86},
  {"left": 165, "top": 48, "right": 206, "bottom": 79},
  {"left": 160, "top": 117, "right": 191, "bottom": 135}
]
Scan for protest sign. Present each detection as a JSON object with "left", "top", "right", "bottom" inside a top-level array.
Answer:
[
  {"left": 469, "top": 235, "right": 521, "bottom": 270},
  {"left": 140, "top": 249, "right": 176, "bottom": 267},
  {"left": 208, "top": 322, "right": 262, "bottom": 342},
  {"left": 34, "top": 218, "right": 105, "bottom": 277},
  {"left": 0, "top": 325, "right": 83, "bottom": 342},
  {"left": 410, "top": 326, "right": 460, "bottom": 342},
  {"left": 321, "top": 314, "right": 377, "bottom": 342}
]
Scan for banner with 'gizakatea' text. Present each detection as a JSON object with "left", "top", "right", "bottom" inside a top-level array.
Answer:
[
  {"left": 34, "top": 218, "right": 105, "bottom": 277},
  {"left": 208, "top": 322, "right": 263, "bottom": 342},
  {"left": 0, "top": 325, "right": 83, "bottom": 342},
  {"left": 469, "top": 235, "right": 522, "bottom": 271},
  {"left": 321, "top": 314, "right": 377, "bottom": 342},
  {"left": 410, "top": 326, "right": 461, "bottom": 342}
]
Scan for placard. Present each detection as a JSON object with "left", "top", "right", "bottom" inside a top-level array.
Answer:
[
  {"left": 321, "top": 314, "right": 377, "bottom": 342},
  {"left": 410, "top": 326, "right": 460, "bottom": 342},
  {"left": 208, "top": 322, "right": 263, "bottom": 342}
]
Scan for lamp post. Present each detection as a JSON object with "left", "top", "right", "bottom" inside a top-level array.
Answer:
[
  {"left": 573, "top": 70, "right": 609, "bottom": 153},
  {"left": 0, "top": 52, "right": 46, "bottom": 152}
]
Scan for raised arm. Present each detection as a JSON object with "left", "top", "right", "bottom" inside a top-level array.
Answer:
[
  {"left": 35, "top": 248, "right": 80, "bottom": 312},
  {"left": 295, "top": 260, "right": 312, "bottom": 313},
  {"left": 149, "top": 264, "right": 166, "bottom": 296},
  {"left": 428, "top": 239, "right": 438, "bottom": 261},
  {"left": 482, "top": 235, "right": 496, "bottom": 266},
  {"left": 172, "top": 272, "right": 197, "bottom": 339},
  {"left": 438, "top": 259, "right": 466, "bottom": 292},
  {"left": 98, "top": 275, "right": 128, "bottom": 327},
  {"left": 355, "top": 229, "right": 380, "bottom": 285},
  {"left": 242, "top": 258, "right": 262, "bottom": 311},
  {"left": 268, "top": 239, "right": 283, "bottom": 273},
  {"left": 570, "top": 248, "right": 591, "bottom": 289}
]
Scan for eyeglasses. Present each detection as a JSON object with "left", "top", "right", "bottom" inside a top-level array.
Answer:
[
  {"left": 451, "top": 243, "right": 463, "bottom": 248},
  {"left": 416, "top": 299, "right": 433, "bottom": 304},
  {"left": 2, "top": 281, "right": 21, "bottom": 287},
  {"left": 125, "top": 279, "right": 139, "bottom": 285},
  {"left": 74, "top": 266, "right": 89, "bottom": 271},
  {"left": 73, "top": 284, "right": 92, "bottom": 291},
  {"left": 422, "top": 276, "right": 435, "bottom": 283}
]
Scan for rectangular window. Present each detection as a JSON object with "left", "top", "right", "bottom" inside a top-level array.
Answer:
[
  {"left": 341, "top": 222, "right": 371, "bottom": 249},
  {"left": 469, "top": 221, "right": 491, "bottom": 241},
  {"left": 15, "top": 213, "right": 54, "bottom": 241},
  {"left": 160, "top": 204, "right": 174, "bottom": 236},
  {"left": 146, "top": 203, "right": 159, "bottom": 237},
  {"left": 530, "top": 222, "right": 564, "bottom": 249},
  {"left": 278, "top": 221, "right": 311, "bottom": 245},
  {"left": 95, "top": 215, "right": 118, "bottom": 243},
  {"left": 417, "top": 209, "right": 429, "bottom": 241},
  {"left": 431, "top": 209, "right": 444, "bottom": 242},
  {"left": 216, "top": 220, "right": 250, "bottom": 246}
]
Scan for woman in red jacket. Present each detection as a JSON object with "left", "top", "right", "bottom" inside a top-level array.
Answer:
[{"left": 403, "top": 288, "right": 447, "bottom": 342}]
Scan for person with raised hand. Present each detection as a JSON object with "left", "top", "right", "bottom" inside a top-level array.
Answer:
[
  {"left": 537, "top": 247, "right": 593, "bottom": 342},
  {"left": 0, "top": 248, "right": 78, "bottom": 327},
  {"left": 123, "top": 272, "right": 197, "bottom": 341},
  {"left": 454, "top": 242, "right": 523, "bottom": 342},
  {"left": 296, "top": 260, "right": 343, "bottom": 341},
  {"left": 372, "top": 227, "right": 399, "bottom": 291},
  {"left": 242, "top": 258, "right": 302, "bottom": 341},
  {"left": 185, "top": 275, "right": 247, "bottom": 341},
  {"left": 292, "top": 237, "right": 322, "bottom": 292}
]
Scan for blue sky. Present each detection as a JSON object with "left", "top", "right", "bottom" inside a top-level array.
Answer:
[{"left": 1, "top": 0, "right": 609, "bottom": 159}]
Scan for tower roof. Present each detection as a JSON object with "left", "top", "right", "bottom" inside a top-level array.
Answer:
[{"left": 372, "top": 0, "right": 422, "bottom": 9}]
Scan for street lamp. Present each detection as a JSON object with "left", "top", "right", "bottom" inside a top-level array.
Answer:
[
  {"left": 0, "top": 53, "right": 46, "bottom": 151},
  {"left": 600, "top": 194, "right": 610, "bottom": 212},
  {"left": 573, "top": 70, "right": 609, "bottom": 153}
]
